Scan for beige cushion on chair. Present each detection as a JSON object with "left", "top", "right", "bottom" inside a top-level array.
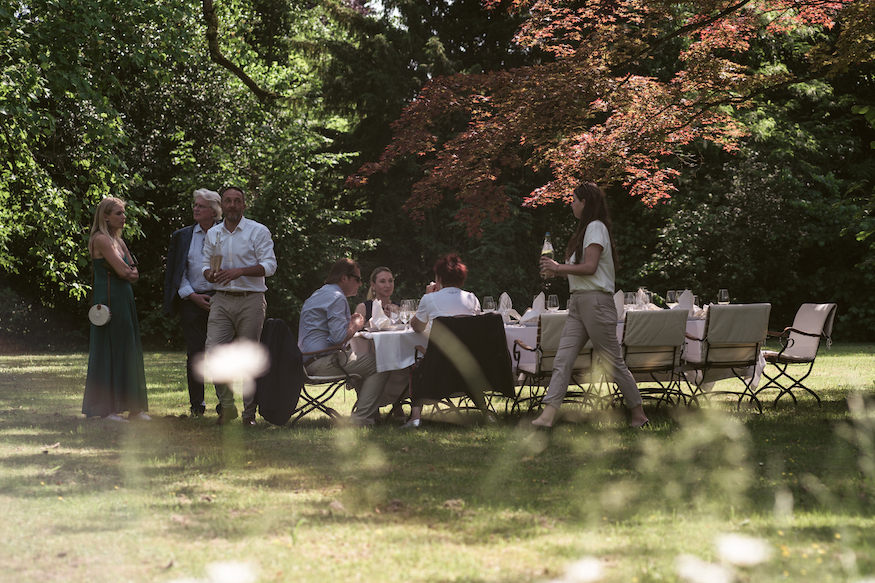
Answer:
[
  {"left": 538, "top": 312, "right": 592, "bottom": 373},
  {"left": 702, "top": 303, "right": 771, "bottom": 365},
  {"left": 623, "top": 309, "right": 688, "bottom": 370},
  {"left": 776, "top": 303, "right": 837, "bottom": 360}
]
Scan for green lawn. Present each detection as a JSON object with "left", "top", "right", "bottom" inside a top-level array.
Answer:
[{"left": 1, "top": 344, "right": 874, "bottom": 583}]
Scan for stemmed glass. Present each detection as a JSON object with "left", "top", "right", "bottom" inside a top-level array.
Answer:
[
  {"left": 718, "top": 289, "right": 730, "bottom": 305},
  {"left": 547, "top": 294, "right": 560, "bottom": 312},
  {"left": 482, "top": 296, "right": 496, "bottom": 313},
  {"left": 399, "top": 300, "right": 414, "bottom": 328},
  {"left": 387, "top": 304, "right": 400, "bottom": 327},
  {"left": 666, "top": 290, "right": 678, "bottom": 308}
]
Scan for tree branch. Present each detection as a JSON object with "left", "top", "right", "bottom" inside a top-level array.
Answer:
[{"left": 202, "top": 0, "right": 278, "bottom": 104}]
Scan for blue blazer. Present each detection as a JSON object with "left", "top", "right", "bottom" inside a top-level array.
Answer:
[{"left": 163, "top": 224, "right": 195, "bottom": 316}]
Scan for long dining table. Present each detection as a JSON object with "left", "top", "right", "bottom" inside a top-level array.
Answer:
[{"left": 348, "top": 308, "right": 765, "bottom": 391}]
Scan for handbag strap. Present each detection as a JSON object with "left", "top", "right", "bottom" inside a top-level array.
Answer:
[{"left": 90, "top": 259, "right": 112, "bottom": 313}]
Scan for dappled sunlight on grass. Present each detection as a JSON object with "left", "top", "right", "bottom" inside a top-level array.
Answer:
[{"left": 2, "top": 347, "right": 875, "bottom": 581}]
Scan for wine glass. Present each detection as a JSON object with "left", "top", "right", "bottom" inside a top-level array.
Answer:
[
  {"left": 718, "top": 289, "right": 730, "bottom": 305},
  {"left": 624, "top": 292, "right": 636, "bottom": 306},
  {"left": 399, "top": 300, "right": 414, "bottom": 327},
  {"left": 482, "top": 296, "right": 496, "bottom": 313},
  {"left": 387, "top": 304, "right": 400, "bottom": 326},
  {"left": 547, "top": 294, "right": 560, "bottom": 312},
  {"left": 666, "top": 290, "right": 678, "bottom": 308}
]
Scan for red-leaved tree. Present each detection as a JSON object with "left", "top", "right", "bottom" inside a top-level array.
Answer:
[{"left": 350, "top": 0, "right": 873, "bottom": 236}]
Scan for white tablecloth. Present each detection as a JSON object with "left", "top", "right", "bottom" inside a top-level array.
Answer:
[
  {"left": 351, "top": 324, "right": 539, "bottom": 374},
  {"left": 349, "top": 315, "right": 765, "bottom": 392},
  {"left": 350, "top": 328, "right": 430, "bottom": 372}
]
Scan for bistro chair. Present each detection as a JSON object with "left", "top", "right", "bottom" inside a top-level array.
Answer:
[
  {"left": 621, "top": 308, "right": 690, "bottom": 407},
  {"left": 683, "top": 303, "right": 771, "bottom": 413},
  {"left": 254, "top": 318, "right": 361, "bottom": 426},
  {"left": 409, "top": 313, "right": 515, "bottom": 423},
  {"left": 756, "top": 302, "right": 837, "bottom": 408},
  {"left": 296, "top": 342, "right": 363, "bottom": 426},
  {"left": 511, "top": 312, "right": 597, "bottom": 413}
]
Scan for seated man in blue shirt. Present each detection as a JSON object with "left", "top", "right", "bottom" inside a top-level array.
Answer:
[{"left": 298, "top": 258, "right": 393, "bottom": 426}]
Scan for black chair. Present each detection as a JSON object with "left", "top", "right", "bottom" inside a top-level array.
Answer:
[
  {"left": 410, "top": 313, "right": 515, "bottom": 422},
  {"left": 256, "top": 318, "right": 304, "bottom": 425},
  {"left": 257, "top": 318, "right": 361, "bottom": 426}
]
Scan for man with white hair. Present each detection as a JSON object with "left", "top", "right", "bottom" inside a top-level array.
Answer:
[{"left": 163, "top": 188, "right": 222, "bottom": 417}]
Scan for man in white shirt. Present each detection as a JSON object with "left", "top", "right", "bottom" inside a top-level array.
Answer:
[
  {"left": 202, "top": 186, "right": 278, "bottom": 426},
  {"left": 163, "top": 189, "right": 221, "bottom": 417}
]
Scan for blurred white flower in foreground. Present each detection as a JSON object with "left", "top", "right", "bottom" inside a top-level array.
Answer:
[
  {"left": 194, "top": 339, "right": 269, "bottom": 397},
  {"left": 716, "top": 533, "right": 773, "bottom": 566},
  {"left": 206, "top": 561, "right": 259, "bottom": 583},
  {"left": 676, "top": 554, "right": 734, "bottom": 583},
  {"left": 549, "top": 556, "right": 603, "bottom": 583},
  {"left": 169, "top": 561, "right": 258, "bottom": 583}
]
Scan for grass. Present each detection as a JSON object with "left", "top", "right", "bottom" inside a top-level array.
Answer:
[{"left": 1, "top": 343, "right": 874, "bottom": 583}]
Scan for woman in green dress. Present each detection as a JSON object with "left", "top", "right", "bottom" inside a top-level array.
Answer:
[{"left": 82, "top": 197, "right": 150, "bottom": 421}]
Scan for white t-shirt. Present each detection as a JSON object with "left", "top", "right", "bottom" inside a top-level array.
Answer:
[
  {"left": 414, "top": 287, "right": 480, "bottom": 325},
  {"left": 567, "top": 220, "right": 615, "bottom": 293}
]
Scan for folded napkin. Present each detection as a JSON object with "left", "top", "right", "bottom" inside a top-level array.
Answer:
[
  {"left": 677, "top": 289, "right": 695, "bottom": 317},
  {"left": 499, "top": 292, "right": 516, "bottom": 323},
  {"left": 614, "top": 290, "right": 625, "bottom": 320},
  {"left": 520, "top": 292, "right": 545, "bottom": 323},
  {"left": 367, "top": 299, "right": 392, "bottom": 330}
]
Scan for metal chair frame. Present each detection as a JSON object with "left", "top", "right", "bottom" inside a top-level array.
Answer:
[
  {"left": 511, "top": 313, "right": 599, "bottom": 414},
  {"left": 295, "top": 346, "right": 362, "bottom": 425},
  {"left": 621, "top": 309, "right": 691, "bottom": 408},
  {"left": 684, "top": 303, "right": 771, "bottom": 414},
  {"left": 756, "top": 303, "right": 837, "bottom": 408}
]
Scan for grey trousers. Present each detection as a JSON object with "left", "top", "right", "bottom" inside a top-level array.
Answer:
[{"left": 542, "top": 290, "right": 643, "bottom": 410}]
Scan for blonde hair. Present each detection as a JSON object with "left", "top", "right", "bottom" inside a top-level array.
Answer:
[
  {"left": 193, "top": 188, "right": 222, "bottom": 221},
  {"left": 88, "top": 197, "right": 125, "bottom": 256},
  {"left": 366, "top": 267, "right": 393, "bottom": 301}
]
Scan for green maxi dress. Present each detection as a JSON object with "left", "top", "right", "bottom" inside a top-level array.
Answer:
[{"left": 82, "top": 257, "right": 149, "bottom": 417}]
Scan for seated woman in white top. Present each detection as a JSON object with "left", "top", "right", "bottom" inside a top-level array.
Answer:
[{"left": 405, "top": 253, "right": 480, "bottom": 427}]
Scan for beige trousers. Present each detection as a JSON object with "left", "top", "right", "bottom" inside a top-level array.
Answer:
[{"left": 542, "top": 290, "right": 643, "bottom": 410}]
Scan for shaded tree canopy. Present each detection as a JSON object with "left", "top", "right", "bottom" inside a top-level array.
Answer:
[{"left": 351, "top": 0, "right": 875, "bottom": 236}]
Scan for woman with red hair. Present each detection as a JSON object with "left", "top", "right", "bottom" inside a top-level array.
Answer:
[{"left": 404, "top": 253, "right": 481, "bottom": 427}]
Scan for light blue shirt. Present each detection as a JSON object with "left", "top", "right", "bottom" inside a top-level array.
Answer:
[
  {"left": 178, "top": 224, "right": 213, "bottom": 298},
  {"left": 298, "top": 284, "right": 351, "bottom": 355}
]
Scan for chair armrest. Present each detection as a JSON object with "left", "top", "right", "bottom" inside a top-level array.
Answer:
[
  {"left": 783, "top": 327, "right": 821, "bottom": 338},
  {"left": 513, "top": 338, "right": 536, "bottom": 352}
]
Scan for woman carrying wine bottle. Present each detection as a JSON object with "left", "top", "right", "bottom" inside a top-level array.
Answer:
[{"left": 534, "top": 182, "right": 648, "bottom": 429}]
